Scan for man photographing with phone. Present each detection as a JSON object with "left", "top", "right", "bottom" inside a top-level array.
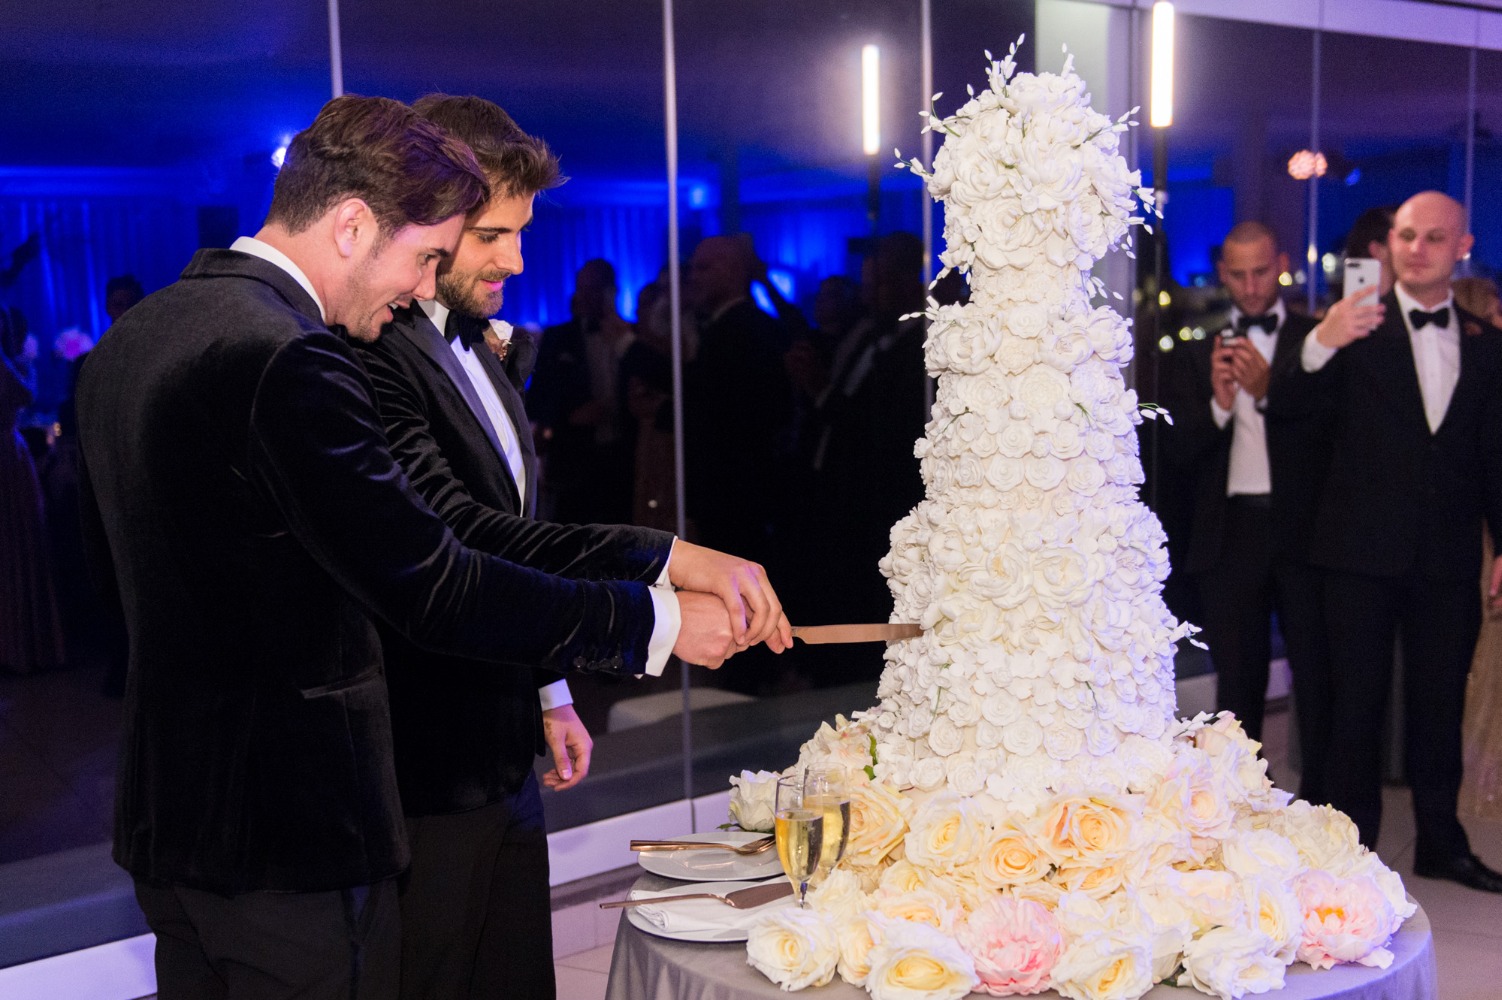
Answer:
[
  {"left": 1271, "top": 191, "right": 1502, "bottom": 893},
  {"left": 1162, "top": 221, "right": 1331, "bottom": 794}
]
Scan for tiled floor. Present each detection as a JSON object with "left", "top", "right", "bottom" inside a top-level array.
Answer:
[{"left": 5, "top": 663, "right": 1501, "bottom": 997}]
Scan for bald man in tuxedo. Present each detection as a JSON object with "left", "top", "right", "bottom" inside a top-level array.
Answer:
[{"left": 1271, "top": 191, "right": 1502, "bottom": 892}]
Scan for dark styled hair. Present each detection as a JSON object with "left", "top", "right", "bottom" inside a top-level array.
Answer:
[
  {"left": 105, "top": 274, "right": 144, "bottom": 300},
  {"left": 266, "top": 95, "right": 490, "bottom": 236},
  {"left": 1345, "top": 206, "right": 1396, "bottom": 260},
  {"left": 411, "top": 94, "right": 564, "bottom": 200}
]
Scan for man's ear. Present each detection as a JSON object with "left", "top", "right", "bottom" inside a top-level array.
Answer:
[
  {"left": 1275, "top": 252, "right": 1290, "bottom": 274},
  {"left": 331, "top": 198, "right": 374, "bottom": 259},
  {"left": 1458, "top": 232, "right": 1476, "bottom": 261}
]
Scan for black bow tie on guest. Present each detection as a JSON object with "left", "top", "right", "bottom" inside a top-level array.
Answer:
[
  {"left": 444, "top": 310, "right": 489, "bottom": 351},
  {"left": 1409, "top": 307, "right": 1451, "bottom": 330},
  {"left": 1236, "top": 313, "right": 1278, "bottom": 334}
]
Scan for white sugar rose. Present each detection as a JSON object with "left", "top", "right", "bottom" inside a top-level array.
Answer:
[
  {"left": 728, "top": 770, "right": 780, "bottom": 832},
  {"left": 746, "top": 906, "right": 839, "bottom": 991},
  {"left": 864, "top": 918, "right": 979, "bottom": 1000},
  {"left": 1002, "top": 718, "right": 1045, "bottom": 756},
  {"left": 1177, "top": 925, "right": 1287, "bottom": 999}
]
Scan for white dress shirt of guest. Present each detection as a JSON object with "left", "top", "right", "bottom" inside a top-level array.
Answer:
[{"left": 1211, "top": 299, "right": 1286, "bottom": 496}]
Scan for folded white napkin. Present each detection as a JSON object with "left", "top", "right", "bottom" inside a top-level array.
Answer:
[{"left": 629, "top": 884, "right": 793, "bottom": 934}]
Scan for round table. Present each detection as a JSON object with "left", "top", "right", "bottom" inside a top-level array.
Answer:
[{"left": 604, "top": 873, "right": 1437, "bottom": 1000}]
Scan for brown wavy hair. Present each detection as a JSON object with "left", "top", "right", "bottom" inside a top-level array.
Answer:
[
  {"left": 267, "top": 95, "right": 490, "bottom": 237},
  {"left": 411, "top": 94, "right": 564, "bottom": 201}
]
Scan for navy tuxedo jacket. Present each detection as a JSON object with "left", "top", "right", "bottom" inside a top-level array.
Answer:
[
  {"left": 77, "top": 250, "right": 657, "bottom": 893},
  {"left": 356, "top": 305, "right": 673, "bottom": 815},
  {"left": 1266, "top": 291, "right": 1502, "bottom": 582}
]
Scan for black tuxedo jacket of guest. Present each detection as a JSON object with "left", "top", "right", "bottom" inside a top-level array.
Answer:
[
  {"left": 1161, "top": 311, "right": 1326, "bottom": 575},
  {"left": 528, "top": 318, "right": 597, "bottom": 453},
  {"left": 683, "top": 300, "right": 792, "bottom": 554},
  {"left": 1267, "top": 292, "right": 1502, "bottom": 582},
  {"left": 75, "top": 250, "right": 659, "bottom": 895},
  {"left": 355, "top": 306, "right": 673, "bottom": 816}
]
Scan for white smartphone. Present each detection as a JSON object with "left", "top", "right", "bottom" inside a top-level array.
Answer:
[{"left": 1343, "top": 257, "right": 1382, "bottom": 300}]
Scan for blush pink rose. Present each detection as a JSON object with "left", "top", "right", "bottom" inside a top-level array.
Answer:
[
  {"left": 1294, "top": 870, "right": 1399, "bottom": 971},
  {"left": 955, "top": 896, "right": 1063, "bottom": 996}
]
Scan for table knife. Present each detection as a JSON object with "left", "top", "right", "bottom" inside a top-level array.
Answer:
[{"left": 790, "top": 623, "right": 922, "bottom": 644}]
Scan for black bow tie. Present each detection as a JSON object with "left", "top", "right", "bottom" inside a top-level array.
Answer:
[
  {"left": 1409, "top": 307, "right": 1451, "bottom": 330},
  {"left": 1236, "top": 313, "right": 1278, "bottom": 334},
  {"left": 444, "top": 310, "right": 489, "bottom": 351}
]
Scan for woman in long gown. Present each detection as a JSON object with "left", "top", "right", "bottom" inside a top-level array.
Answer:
[
  {"left": 0, "top": 307, "right": 65, "bottom": 674},
  {"left": 1456, "top": 277, "right": 1502, "bottom": 819}
]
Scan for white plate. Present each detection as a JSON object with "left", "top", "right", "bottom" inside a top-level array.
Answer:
[
  {"left": 635, "top": 831, "right": 783, "bottom": 882},
  {"left": 623, "top": 880, "right": 788, "bottom": 943}
]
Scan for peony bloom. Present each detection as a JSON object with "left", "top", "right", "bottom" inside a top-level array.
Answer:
[
  {"left": 957, "top": 896, "right": 1064, "bottom": 996},
  {"left": 745, "top": 906, "right": 840, "bottom": 991},
  {"left": 865, "top": 918, "right": 980, "bottom": 1000},
  {"left": 1294, "top": 870, "right": 1399, "bottom": 971}
]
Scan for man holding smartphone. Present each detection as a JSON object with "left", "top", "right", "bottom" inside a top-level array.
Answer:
[
  {"left": 1162, "top": 222, "right": 1330, "bottom": 793},
  {"left": 1271, "top": 191, "right": 1502, "bottom": 892}
]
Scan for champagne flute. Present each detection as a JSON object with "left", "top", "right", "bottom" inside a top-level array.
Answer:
[
  {"left": 804, "top": 766, "right": 851, "bottom": 883},
  {"left": 774, "top": 774, "right": 824, "bottom": 908}
]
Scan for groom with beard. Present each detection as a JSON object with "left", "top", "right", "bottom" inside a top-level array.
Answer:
[{"left": 353, "top": 95, "right": 791, "bottom": 1000}]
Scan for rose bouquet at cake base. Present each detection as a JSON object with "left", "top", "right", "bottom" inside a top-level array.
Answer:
[{"left": 727, "top": 39, "right": 1414, "bottom": 1000}]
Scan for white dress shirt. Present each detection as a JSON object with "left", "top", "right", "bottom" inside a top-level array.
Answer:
[
  {"left": 1301, "top": 285, "right": 1460, "bottom": 434},
  {"left": 416, "top": 300, "right": 679, "bottom": 700},
  {"left": 1209, "top": 301, "right": 1284, "bottom": 496},
  {"left": 230, "top": 237, "right": 325, "bottom": 321}
]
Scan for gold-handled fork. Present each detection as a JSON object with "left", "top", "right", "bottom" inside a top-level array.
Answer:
[{"left": 629, "top": 835, "right": 775, "bottom": 855}]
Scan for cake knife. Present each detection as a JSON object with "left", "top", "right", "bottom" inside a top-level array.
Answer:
[{"left": 789, "top": 623, "right": 922, "bottom": 644}]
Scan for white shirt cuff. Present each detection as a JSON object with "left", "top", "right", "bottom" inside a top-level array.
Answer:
[
  {"left": 645, "top": 587, "right": 680, "bottom": 676},
  {"left": 538, "top": 679, "right": 573, "bottom": 711},
  {"left": 1301, "top": 329, "right": 1338, "bottom": 372},
  {"left": 1210, "top": 398, "right": 1232, "bottom": 428}
]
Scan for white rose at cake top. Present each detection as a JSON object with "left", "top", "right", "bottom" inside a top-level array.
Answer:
[{"left": 863, "top": 40, "right": 1189, "bottom": 799}]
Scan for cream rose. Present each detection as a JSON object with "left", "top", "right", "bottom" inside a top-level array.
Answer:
[
  {"left": 836, "top": 913, "right": 880, "bottom": 987},
  {"left": 864, "top": 919, "right": 980, "bottom": 1000},
  {"left": 905, "top": 792, "right": 988, "bottom": 872},
  {"left": 1049, "top": 929, "right": 1153, "bottom": 1000},
  {"left": 845, "top": 780, "right": 912, "bottom": 865},
  {"left": 1177, "top": 925, "right": 1287, "bottom": 999},
  {"left": 977, "top": 817, "right": 1054, "bottom": 888},
  {"left": 745, "top": 906, "right": 840, "bottom": 991},
  {"left": 1037, "top": 793, "right": 1141, "bottom": 863}
]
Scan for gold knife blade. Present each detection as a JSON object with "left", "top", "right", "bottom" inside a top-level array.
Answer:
[{"left": 790, "top": 623, "right": 923, "bottom": 644}]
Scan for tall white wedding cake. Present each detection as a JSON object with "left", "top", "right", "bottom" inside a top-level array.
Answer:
[{"left": 730, "top": 42, "right": 1415, "bottom": 1000}]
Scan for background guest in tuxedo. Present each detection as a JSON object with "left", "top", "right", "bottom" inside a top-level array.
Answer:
[
  {"left": 529, "top": 258, "right": 635, "bottom": 525},
  {"left": 1160, "top": 222, "right": 1329, "bottom": 788},
  {"left": 1272, "top": 190, "right": 1502, "bottom": 893},
  {"left": 75, "top": 96, "right": 778, "bottom": 1000},
  {"left": 682, "top": 234, "right": 793, "bottom": 559},
  {"left": 355, "top": 95, "right": 788, "bottom": 1000}
]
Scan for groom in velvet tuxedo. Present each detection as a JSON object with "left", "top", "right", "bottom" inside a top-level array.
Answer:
[
  {"left": 354, "top": 96, "right": 790, "bottom": 1000},
  {"left": 1271, "top": 191, "right": 1502, "bottom": 893},
  {"left": 76, "top": 96, "right": 784, "bottom": 1000}
]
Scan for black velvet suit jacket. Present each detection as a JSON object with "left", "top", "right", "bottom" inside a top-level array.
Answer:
[
  {"left": 355, "top": 306, "right": 673, "bottom": 815},
  {"left": 76, "top": 250, "right": 658, "bottom": 894},
  {"left": 1161, "top": 311, "right": 1326, "bottom": 575},
  {"left": 1266, "top": 292, "right": 1502, "bottom": 582}
]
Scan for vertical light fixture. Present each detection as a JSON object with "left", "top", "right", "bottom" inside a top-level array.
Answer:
[
  {"left": 1149, "top": 2, "right": 1174, "bottom": 129},
  {"left": 863, "top": 43, "right": 882, "bottom": 235},
  {"left": 862, "top": 44, "right": 882, "bottom": 156}
]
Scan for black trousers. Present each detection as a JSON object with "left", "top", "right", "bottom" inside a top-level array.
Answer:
[
  {"left": 398, "top": 772, "right": 554, "bottom": 1000},
  {"left": 1321, "top": 568, "right": 1478, "bottom": 861},
  {"left": 1194, "top": 500, "right": 1328, "bottom": 769},
  {"left": 134, "top": 877, "right": 399, "bottom": 1000}
]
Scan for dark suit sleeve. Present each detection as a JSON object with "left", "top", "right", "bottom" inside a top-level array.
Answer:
[
  {"left": 1480, "top": 329, "right": 1502, "bottom": 544},
  {"left": 248, "top": 331, "right": 654, "bottom": 672},
  {"left": 358, "top": 334, "right": 671, "bottom": 584},
  {"left": 1264, "top": 326, "right": 1341, "bottom": 422}
]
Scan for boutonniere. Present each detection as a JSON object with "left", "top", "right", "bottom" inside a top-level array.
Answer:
[
  {"left": 1464, "top": 320, "right": 1483, "bottom": 337},
  {"left": 482, "top": 319, "right": 513, "bottom": 361}
]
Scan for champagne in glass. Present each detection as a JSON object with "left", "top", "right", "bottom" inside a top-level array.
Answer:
[
  {"left": 804, "top": 766, "right": 851, "bottom": 881},
  {"left": 774, "top": 774, "right": 823, "bottom": 907}
]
